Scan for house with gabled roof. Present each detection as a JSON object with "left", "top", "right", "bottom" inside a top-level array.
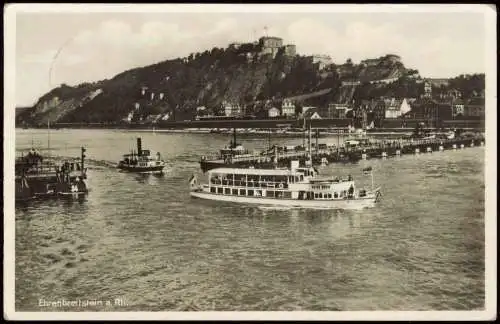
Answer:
[
  {"left": 451, "top": 98, "right": 465, "bottom": 117},
  {"left": 383, "top": 98, "right": 411, "bottom": 118},
  {"left": 303, "top": 108, "right": 322, "bottom": 120}
]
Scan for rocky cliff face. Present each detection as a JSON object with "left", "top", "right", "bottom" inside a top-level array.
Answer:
[{"left": 17, "top": 46, "right": 412, "bottom": 126}]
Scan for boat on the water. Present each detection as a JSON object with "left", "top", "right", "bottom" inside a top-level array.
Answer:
[
  {"left": 117, "top": 137, "right": 166, "bottom": 174},
  {"left": 15, "top": 147, "right": 89, "bottom": 202},
  {"left": 217, "top": 128, "right": 253, "bottom": 161},
  {"left": 189, "top": 161, "right": 381, "bottom": 209},
  {"left": 200, "top": 128, "right": 255, "bottom": 172}
]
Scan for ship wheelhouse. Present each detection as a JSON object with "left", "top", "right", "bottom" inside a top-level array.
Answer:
[{"left": 120, "top": 149, "right": 163, "bottom": 167}]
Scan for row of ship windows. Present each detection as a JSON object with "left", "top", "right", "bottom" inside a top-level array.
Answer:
[
  {"left": 311, "top": 185, "right": 331, "bottom": 190},
  {"left": 314, "top": 192, "right": 347, "bottom": 199},
  {"left": 210, "top": 187, "right": 293, "bottom": 199},
  {"left": 208, "top": 186, "right": 350, "bottom": 200},
  {"left": 210, "top": 175, "right": 305, "bottom": 185},
  {"left": 210, "top": 179, "right": 291, "bottom": 189}
]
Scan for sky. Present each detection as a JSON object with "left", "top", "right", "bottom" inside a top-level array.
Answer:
[{"left": 12, "top": 5, "right": 490, "bottom": 107}]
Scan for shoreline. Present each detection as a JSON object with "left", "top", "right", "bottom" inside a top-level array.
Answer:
[{"left": 17, "top": 127, "right": 485, "bottom": 138}]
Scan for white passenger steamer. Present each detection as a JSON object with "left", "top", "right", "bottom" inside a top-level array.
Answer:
[{"left": 189, "top": 161, "right": 381, "bottom": 209}]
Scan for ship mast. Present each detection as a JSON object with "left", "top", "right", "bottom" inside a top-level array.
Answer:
[
  {"left": 302, "top": 117, "right": 306, "bottom": 149},
  {"left": 308, "top": 120, "right": 312, "bottom": 163},
  {"left": 267, "top": 128, "right": 271, "bottom": 151},
  {"left": 47, "top": 119, "right": 51, "bottom": 161},
  {"left": 232, "top": 127, "right": 237, "bottom": 148},
  {"left": 315, "top": 128, "right": 319, "bottom": 154}
]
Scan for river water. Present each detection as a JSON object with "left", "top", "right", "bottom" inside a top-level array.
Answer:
[{"left": 14, "top": 128, "right": 485, "bottom": 311}]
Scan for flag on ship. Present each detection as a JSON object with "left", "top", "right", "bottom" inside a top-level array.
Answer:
[
  {"left": 189, "top": 174, "right": 198, "bottom": 187},
  {"left": 362, "top": 166, "right": 373, "bottom": 175}
]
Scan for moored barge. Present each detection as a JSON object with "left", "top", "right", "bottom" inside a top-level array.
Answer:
[{"left": 15, "top": 147, "right": 89, "bottom": 202}]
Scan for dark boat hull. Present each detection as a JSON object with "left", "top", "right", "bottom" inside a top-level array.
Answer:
[
  {"left": 15, "top": 176, "right": 88, "bottom": 202},
  {"left": 117, "top": 164, "right": 165, "bottom": 173}
]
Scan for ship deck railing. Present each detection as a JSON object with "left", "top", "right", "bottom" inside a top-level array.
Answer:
[{"left": 16, "top": 159, "right": 84, "bottom": 177}]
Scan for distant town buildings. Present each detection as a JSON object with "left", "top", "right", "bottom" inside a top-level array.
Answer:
[
  {"left": 383, "top": 98, "right": 411, "bottom": 118},
  {"left": 301, "top": 106, "right": 315, "bottom": 115},
  {"left": 451, "top": 99, "right": 465, "bottom": 117},
  {"left": 281, "top": 99, "right": 296, "bottom": 117},
  {"left": 223, "top": 101, "right": 242, "bottom": 117},
  {"left": 447, "top": 89, "right": 462, "bottom": 99},
  {"left": 268, "top": 107, "right": 280, "bottom": 118},
  {"left": 303, "top": 108, "right": 322, "bottom": 120},
  {"left": 327, "top": 103, "right": 350, "bottom": 119},
  {"left": 464, "top": 97, "right": 485, "bottom": 117}
]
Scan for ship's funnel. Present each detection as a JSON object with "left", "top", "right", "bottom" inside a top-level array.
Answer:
[{"left": 137, "top": 137, "right": 142, "bottom": 155}]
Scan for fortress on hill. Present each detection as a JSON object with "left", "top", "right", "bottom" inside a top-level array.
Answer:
[{"left": 230, "top": 35, "right": 332, "bottom": 70}]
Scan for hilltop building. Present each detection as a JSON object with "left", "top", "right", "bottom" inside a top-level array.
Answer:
[
  {"left": 283, "top": 44, "right": 296, "bottom": 57},
  {"left": 360, "top": 54, "right": 401, "bottom": 67},
  {"left": 385, "top": 54, "right": 401, "bottom": 63},
  {"left": 360, "top": 58, "right": 381, "bottom": 67},
  {"left": 311, "top": 55, "right": 333, "bottom": 70},
  {"left": 259, "top": 36, "right": 283, "bottom": 57}
]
